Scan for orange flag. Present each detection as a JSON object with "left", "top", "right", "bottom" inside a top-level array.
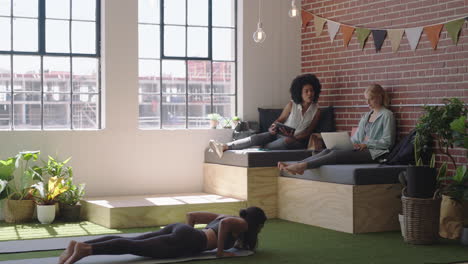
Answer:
[
  {"left": 341, "top": 25, "right": 355, "bottom": 47},
  {"left": 302, "top": 10, "right": 313, "bottom": 29},
  {"left": 423, "top": 24, "right": 443, "bottom": 50}
]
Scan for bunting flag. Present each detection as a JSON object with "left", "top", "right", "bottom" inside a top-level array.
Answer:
[
  {"left": 387, "top": 29, "right": 404, "bottom": 52},
  {"left": 424, "top": 24, "right": 444, "bottom": 50},
  {"left": 356, "top": 28, "right": 371, "bottom": 49},
  {"left": 314, "top": 15, "right": 327, "bottom": 36},
  {"left": 301, "top": 10, "right": 467, "bottom": 53},
  {"left": 372, "top": 30, "right": 387, "bottom": 52},
  {"left": 445, "top": 19, "right": 465, "bottom": 45},
  {"left": 301, "top": 10, "right": 313, "bottom": 29},
  {"left": 327, "top": 20, "right": 341, "bottom": 43},
  {"left": 341, "top": 25, "right": 355, "bottom": 47},
  {"left": 405, "top": 27, "right": 423, "bottom": 51}
]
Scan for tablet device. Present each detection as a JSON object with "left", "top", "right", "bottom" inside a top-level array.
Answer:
[
  {"left": 274, "top": 122, "right": 296, "bottom": 136},
  {"left": 320, "top": 132, "right": 354, "bottom": 150}
]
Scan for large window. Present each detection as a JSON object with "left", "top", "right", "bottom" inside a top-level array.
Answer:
[
  {"left": 138, "top": 0, "right": 236, "bottom": 129},
  {"left": 0, "top": 0, "right": 101, "bottom": 130}
]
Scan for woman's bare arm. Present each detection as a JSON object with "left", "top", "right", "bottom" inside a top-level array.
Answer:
[
  {"left": 186, "top": 212, "right": 223, "bottom": 227},
  {"left": 275, "top": 101, "right": 293, "bottom": 124},
  {"left": 216, "top": 217, "right": 248, "bottom": 257}
]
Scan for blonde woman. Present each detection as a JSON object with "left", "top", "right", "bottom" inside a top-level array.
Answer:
[{"left": 278, "top": 84, "right": 395, "bottom": 175}]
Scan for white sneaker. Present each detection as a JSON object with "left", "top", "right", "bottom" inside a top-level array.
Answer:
[{"left": 209, "top": 140, "right": 225, "bottom": 158}]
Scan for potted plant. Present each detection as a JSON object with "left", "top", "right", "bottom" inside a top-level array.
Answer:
[
  {"left": 232, "top": 116, "right": 241, "bottom": 128},
  {"left": 207, "top": 113, "right": 221, "bottom": 129},
  {"left": 0, "top": 151, "right": 40, "bottom": 223},
  {"left": 58, "top": 179, "right": 85, "bottom": 222},
  {"left": 30, "top": 176, "right": 69, "bottom": 224}
]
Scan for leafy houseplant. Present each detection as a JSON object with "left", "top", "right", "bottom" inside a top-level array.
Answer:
[
  {"left": 207, "top": 113, "right": 221, "bottom": 129},
  {"left": 59, "top": 178, "right": 85, "bottom": 222},
  {"left": 0, "top": 151, "right": 40, "bottom": 223},
  {"left": 232, "top": 116, "right": 241, "bottom": 129}
]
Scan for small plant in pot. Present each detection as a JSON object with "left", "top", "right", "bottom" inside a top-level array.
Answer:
[
  {"left": 58, "top": 178, "right": 85, "bottom": 222},
  {"left": 207, "top": 113, "right": 221, "bottom": 129},
  {"left": 0, "top": 151, "right": 40, "bottom": 223},
  {"left": 30, "top": 176, "right": 69, "bottom": 224}
]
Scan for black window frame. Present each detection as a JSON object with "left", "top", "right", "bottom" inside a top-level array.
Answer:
[
  {"left": 0, "top": 0, "right": 102, "bottom": 130},
  {"left": 138, "top": 0, "right": 237, "bottom": 129}
]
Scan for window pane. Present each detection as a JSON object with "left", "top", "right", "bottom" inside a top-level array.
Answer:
[
  {"left": 213, "top": 28, "right": 234, "bottom": 61},
  {"left": 213, "top": 62, "right": 235, "bottom": 94},
  {"left": 0, "top": 93, "right": 11, "bottom": 129},
  {"left": 164, "top": 0, "right": 184, "bottom": 25},
  {"left": 13, "top": 0, "right": 38, "bottom": 18},
  {"left": 0, "top": 55, "right": 11, "bottom": 92},
  {"left": 13, "top": 56, "right": 41, "bottom": 92},
  {"left": 13, "top": 18, "right": 38, "bottom": 52},
  {"left": 213, "top": 95, "right": 235, "bottom": 119},
  {"left": 43, "top": 93, "right": 70, "bottom": 129},
  {"left": 139, "top": 24, "right": 159, "bottom": 59},
  {"left": 72, "top": 93, "right": 98, "bottom": 129},
  {"left": 138, "top": 0, "right": 159, "bottom": 24},
  {"left": 188, "top": 94, "right": 210, "bottom": 128},
  {"left": 139, "top": 59, "right": 160, "bottom": 93},
  {"left": 187, "top": 27, "right": 208, "bottom": 57},
  {"left": 164, "top": 26, "right": 185, "bottom": 57},
  {"left": 162, "top": 60, "right": 185, "bottom": 93},
  {"left": 188, "top": 0, "right": 207, "bottom": 26},
  {"left": 46, "top": 19, "right": 70, "bottom": 53},
  {"left": 13, "top": 92, "right": 41, "bottom": 130},
  {"left": 0, "top": 18, "right": 11, "bottom": 51},
  {"left": 72, "top": 0, "right": 95, "bottom": 21},
  {"left": 72, "top": 57, "right": 98, "bottom": 93},
  {"left": 72, "top": 21, "right": 95, "bottom": 54},
  {"left": 162, "top": 95, "right": 185, "bottom": 129},
  {"left": 0, "top": 0, "right": 10, "bottom": 16},
  {"left": 46, "top": 0, "right": 70, "bottom": 20},
  {"left": 43, "top": 56, "right": 70, "bottom": 93},
  {"left": 188, "top": 61, "right": 210, "bottom": 94},
  {"left": 139, "top": 94, "right": 160, "bottom": 129},
  {"left": 213, "top": 0, "right": 235, "bottom": 27}
]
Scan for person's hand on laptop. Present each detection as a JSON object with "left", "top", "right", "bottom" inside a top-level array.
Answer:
[{"left": 353, "top": 143, "right": 367, "bottom": 151}]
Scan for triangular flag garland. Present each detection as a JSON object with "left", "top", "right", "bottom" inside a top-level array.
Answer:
[
  {"left": 405, "top": 27, "right": 423, "bottom": 51},
  {"left": 424, "top": 24, "right": 443, "bottom": 50},
  {"left": 356, "top": 28, "right": 371, "bottom": 50},
  {"left": 301, "top": 10, "right": 467, "bottom": 53},
  {"left": 327, "top": 20, "right": 341, "bottom": 43},
  {"left": 387, "top": 29, "right": 404, "bottom": 53},
  {"left": 445, "top": 19, "right": 465, "bottom": 45},
  {"left": 372, "top": 30, "right": 387, "bottom": 52},
  {"left": 314, "top": 15, "right": 327, "bottom": 37}
]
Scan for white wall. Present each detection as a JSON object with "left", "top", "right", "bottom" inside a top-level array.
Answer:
[{"left": 0, "top": 0, "right": 300, "bottom": 197}]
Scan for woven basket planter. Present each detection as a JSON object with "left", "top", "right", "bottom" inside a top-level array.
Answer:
[{"left": 402, "top": 188, "right": 441, "bottom": 245}]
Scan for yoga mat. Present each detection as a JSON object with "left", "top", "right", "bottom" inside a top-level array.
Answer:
[
  {"left": 0, "top": 233, "right": 143, "bottom": 254},
  {"left": 0, "top": 248, "right": 253, "bottom": 264}
]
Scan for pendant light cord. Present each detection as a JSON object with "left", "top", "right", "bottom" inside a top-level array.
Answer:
[{"left": 258, "top": 0, "right": 261, "bottom": 23}]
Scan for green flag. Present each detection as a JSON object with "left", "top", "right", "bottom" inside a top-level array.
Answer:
[
  {"left": 445, "top": 19, "right": 465, "bottom": 45},
  {"left": 356, "top": 28, "right": 371, "bottom": 50}
]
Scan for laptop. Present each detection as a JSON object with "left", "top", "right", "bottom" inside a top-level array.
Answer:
[{"left": 320, "top": 132, "right": 355, "bottom": 151}]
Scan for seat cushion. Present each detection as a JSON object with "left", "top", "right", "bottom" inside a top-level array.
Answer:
[
  {"left": 205, "top": 148, "right": 314, "bottom": 167},
  {"left": 281, "top": 163, "right": 408, "bottom": 185}
]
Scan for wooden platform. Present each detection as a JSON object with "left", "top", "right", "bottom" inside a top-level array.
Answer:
[
  {"left": 278, "top": 177, "right": 402, "bottom": 233},
  {"left": 203, "top": 163, "right": 278, "bottom": 218},
  {"left": 81, "top": 193, "right": 247, "bottom": 228}
]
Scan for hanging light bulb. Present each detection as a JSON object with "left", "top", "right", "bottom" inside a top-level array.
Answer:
[
  {"left": 253, "top": 0, "right": 266, "bottom": 43},
  {"left": 288, "top": 0, "right": 298, "bottom": 18},
  {"left": 253, "top": 22, "right": 266, "bottom": 43}
]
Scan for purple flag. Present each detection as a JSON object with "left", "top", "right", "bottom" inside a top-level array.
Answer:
[{"left": 372, "top": 30, "right": 387, "bottom": 52}]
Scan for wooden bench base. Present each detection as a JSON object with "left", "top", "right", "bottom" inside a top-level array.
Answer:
[{"left": 278, "top": 177, "right": 402, "bottom": 233}]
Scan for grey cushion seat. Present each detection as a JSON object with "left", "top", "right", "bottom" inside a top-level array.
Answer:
[
  {"left": 281, "top": 163, "right": 408, "bottom": 185},
  {"left": 205, "top": 148, "right": 314, "bottom": 167}
]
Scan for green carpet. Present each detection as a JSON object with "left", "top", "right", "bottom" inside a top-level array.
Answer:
[{"left": 2, "top": 219, "right": 468, "bottom": 264}]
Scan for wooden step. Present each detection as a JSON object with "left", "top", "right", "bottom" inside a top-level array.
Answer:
[{"left": 81, "top": 193, "right": 247, "bottom": 228}]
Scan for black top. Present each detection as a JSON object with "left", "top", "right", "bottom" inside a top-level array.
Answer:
[{"left": 205, "top": 217, "right": 238, "bottom": 249}]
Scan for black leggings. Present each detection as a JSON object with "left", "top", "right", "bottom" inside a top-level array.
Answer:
[
  {"left": 303, "top": 149, "right": 376, "bottom": 169},
  {"left": 86, "top": 223, "right": 207, "bottom": 259}
]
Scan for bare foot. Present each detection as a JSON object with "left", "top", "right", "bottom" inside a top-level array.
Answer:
[
  {"left": 58, "top": 240, "right": 76, "bottom": 264},
  {"left": 277, "top": 162, "right": 287, "bottom": 171},
  {"left": 284, "top": 162, "right": 307, "bottom": 175},
  {"left": 64, "top": 242, "right": 92, "bottom": 264}
]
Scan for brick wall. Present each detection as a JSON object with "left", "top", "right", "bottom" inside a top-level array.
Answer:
[{"left": 301, "top": 0, "right": 468, "bottom": 167}]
